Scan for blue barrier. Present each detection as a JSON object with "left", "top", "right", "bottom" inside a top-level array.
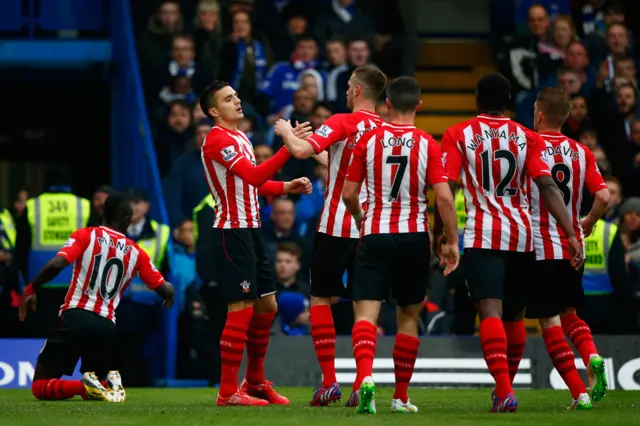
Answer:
[
  {"left": 109, "top": 0, "right": 177, "bottom": 381},
  {"left": 0, "top": 0, "right": 107, "bottom": 36},
  {"left": 0, "top": 339, "right": 82, "bottom": 389}
]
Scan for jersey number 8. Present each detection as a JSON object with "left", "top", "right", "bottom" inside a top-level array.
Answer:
[{"left": 551, "top": 163, "right": 572, "bottom": 206}]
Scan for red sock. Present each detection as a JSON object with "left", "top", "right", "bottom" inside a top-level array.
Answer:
[
  {"left": 392, "top": 333, "right": 419, "bottom": 403},
  {"left": 219, "top": 307, "right": 253, "bottom": 398},
  {"left": 544, "top": 326, "right": 586, "bottom": 399},
  {"left": 479, "top": 317, "right": 512, "bottom": 399},
  {"left": 310, "top": 305, "right": 337, "bottom": 387},
  {"left": 351, "top": 320, "right": 377, "bottom": 392},
  {"left": 561, "top": 313, "right": 598, "bottom": 367},
  {"left": 503, "top": 320, "right": 526, "bottom": 384},
  {"left": 246, "top": 311, "right": 276, "bottom": 385},
  {"left": 32, "top": 379, "right": 86, "bottom": 400}
]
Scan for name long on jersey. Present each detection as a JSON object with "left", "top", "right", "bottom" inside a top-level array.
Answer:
[{"left": 306, "top": 109, "right": 383, "bottom": 238}]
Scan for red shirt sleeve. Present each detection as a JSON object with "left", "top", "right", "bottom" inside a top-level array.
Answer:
[
  {"left": 345, "top": 132, "right": 371, "bottom": 183},
  {"left": 202, "top": 130, "right": 291, "bottom": 187},
  {"left": 306, "top": 114, "right": 345, "bottom": 153},
  {"left": 258, "top": 180, "right": 286, "bottom": 196},
  {"left": 57, "top": 229, "right": 89, "bottom": 264},
  {"left": 426, "top": 137, "right": 450, "bottom": 185},
  {"left": 584, "top": 147, "right": 607, "bottom": 194},
  {"left": 135, "top": 248, "right": 165, "bottom": 290},
  {"left": 441, "top": 127, "right": 463, "bottom": 181},
  {"left": 525, "top": 132, "right": 552, "bottom": 179}
]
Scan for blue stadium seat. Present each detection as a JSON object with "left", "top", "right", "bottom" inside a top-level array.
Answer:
[
  {"left": 40, "top": 0, "right": 105, "bottom": 31},
  {"left": 0, "top": 2, "right": 24, "bottom": 31}
]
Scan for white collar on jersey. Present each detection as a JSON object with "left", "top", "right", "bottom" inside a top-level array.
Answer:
[
  {"left": 477, "top": 114, "right": 510, "bottom": 121},
  {"left": 383, "top": 122, "right": 416, "bottom": 129},
  {"left": 100, "top": 226, "right": 125, "bottom": 237}
]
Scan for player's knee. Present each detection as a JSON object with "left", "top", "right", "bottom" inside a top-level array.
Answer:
[
  {"left": 538, "top": 316, "right": 561, "bottom": 329},
  {"left": 255, "top": 293, "right": 277, "bottom": 314},
  {"left": 310, "top": 295, "right": 332, "bottom": 306},
  {"left": 560, "top": 307, "right": 577, "bottom": 317}
]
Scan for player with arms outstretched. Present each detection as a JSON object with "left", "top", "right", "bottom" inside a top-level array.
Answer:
[
  {"left": 527, "top": 87, "right": 610, "bottom": 409},
  {"left": 19, "top": 192, "right": 175, "bottom": 403},
  {"left": 274, "top": 65, "right": 387, "bottom": 407},
  {"left": 199, "top": 81, "right": 312, "bottom": 406},
  {"left": 342, "top": 77, "right": 460, "bottom": 414},
  {"left": 438, "top": 73, "right": 582, "bottom": 412}
]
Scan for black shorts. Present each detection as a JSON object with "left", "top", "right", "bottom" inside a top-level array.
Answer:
[
  {"left": 352, "top": 232, "right": 431, "bottom": 307},
  {"left": 525, "top": 260, "right": 584, "bottom": 319},
  {"left": 310, "top": 233, "right": 358, "bottom": 298},
  {"left": 37, "top": 308, "right": 116, "bottom": 378},
  {"left": 211, "top": 228, "right": 275, "bottom": 302},
  {"left": 464, "top": 248, "right": 535, "bottom": 319}
]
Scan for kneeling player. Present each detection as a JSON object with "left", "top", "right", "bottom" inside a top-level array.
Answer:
[
  {"left": 19, "top": 192, "right": 175, "bottom": 402},
  {"left": 342, "top": 77, "right": 460, "bottom": 414},
  {"left": 527, "top": 88, "right": 610, "bottom": 409}
]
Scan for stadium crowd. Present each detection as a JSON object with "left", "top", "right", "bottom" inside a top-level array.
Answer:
[{"left": 0, "top": 0, "right": 639, "bottom": 385}]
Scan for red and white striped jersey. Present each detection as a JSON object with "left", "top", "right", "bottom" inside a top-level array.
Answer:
[
  {"left": 442, "top": 115, "right": 552, "bottom": 252},
  {"left": 57, "top": 226, "right": 165, "bottom": 322},
  {"left": 306, "top": 109, "right": 384, "bottom": 238},
  {"left": 530, "top": 132, "right": 606, "bottom": 260},
  {"left": 201, "top": 126, "right": 260, "bottom": 229},
  {"left": 346, "top": 122, "right": 448, "bottom": 236}
]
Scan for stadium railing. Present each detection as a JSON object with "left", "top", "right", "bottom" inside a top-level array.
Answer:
[{"left": 110, "top": 0, "right": 178, "bottom": 382}]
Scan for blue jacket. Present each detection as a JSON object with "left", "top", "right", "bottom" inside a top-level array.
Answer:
[
  {"left": 296, "top": 180, "right": 325, "bottom": 225},
  {"left": 261, "top": 61, "right": 324, "bottom": 113},
  {"left": 163, "top": 149, "right": 210, "bottom": 228}
]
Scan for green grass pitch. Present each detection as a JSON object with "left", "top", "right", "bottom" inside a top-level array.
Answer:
[{"left": 1, "top": 388, "right": 638, "bottom": 426}]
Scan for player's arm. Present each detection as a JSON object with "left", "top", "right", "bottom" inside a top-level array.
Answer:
[
  {"left": 427, "top": 137, "right": 460, "bottom": 275},
  {"left": 275, "top": 115, "right": 344, "bottom": 159},
  {"left": 433, "top": 129, "right": 463, "bottom": 247},
  {"left": 137, "top": 249, "right": 175, "bottom": 308},
  {"left": 203, "top": 138, "right": 291, "bottom": 188},
  {"left": 341, "top": 135, "right": 369, "bottom": 224},
  {"left": 581, "top": 149, "right": 611, "bottom": 237},
  {"left": 19, "top": 230, "right": 87, "bottom": 320},
  {"left": 258, "top": 179, "right": 313, "bottom": 196}
]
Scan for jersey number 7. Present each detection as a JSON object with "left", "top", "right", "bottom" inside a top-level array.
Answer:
[{"left": 386, "top": 155, "right": 408, "bottom": 202}]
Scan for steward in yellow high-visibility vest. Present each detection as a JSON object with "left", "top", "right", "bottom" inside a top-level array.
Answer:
[
  {"left": 0, "top": 208, "right": 16, "bottom": 250},
  {"left": 193, "top": 194, "right": 216, "bottom": 284},
  {"left": 580, "top": 219, "right": 635, "bottom": 334},
  {"left": 25, "top": 191, "right": 90, "bottom": 287},
  {"left": 124, "top": 188, "right": 171, "bottom": 305},
  {"left": 454, "top": 189, "right": 466, "bottom": 253}
]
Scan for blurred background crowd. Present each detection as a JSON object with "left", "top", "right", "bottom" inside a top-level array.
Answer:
[{"left": 0, "top": 0, "right": 639, "bottom": 386}]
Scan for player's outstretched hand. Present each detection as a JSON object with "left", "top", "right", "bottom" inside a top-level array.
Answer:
[
  {"left": 285, "top": 177, "right": 312, "bottom": 195},
  {"left": 274, "top": 119, "right": 293, "bottom": 137},
  {"left": 292, "top": 121, "right": 313, "bottom": 140},
  {"left": 18, "top": 293, "right": 37, "bottom": 322},
  {"left": 581, "top": 218, "right": 594, "bottom": 238},
  {"left": 440, "top": 242, "right": 460, "bottom": 276},
  {"left": 568, "top": 236, "right": 584, "bottom": 270}
]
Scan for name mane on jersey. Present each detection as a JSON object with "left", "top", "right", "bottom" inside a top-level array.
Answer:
[
  {"left": 97, "top": 236, "right": 132, "bottom": 254},
  {"left": 546, "top": 145, "right": 579, "bottom": 161},
  {"left": 348, "top": 125, "right": 377, "bottom": 149},
  {"left": 468, "top": 129, "right": 523, "bottom": 151},
  {"left": 381, "top": 136, "right": 415, "bottom": 149}
]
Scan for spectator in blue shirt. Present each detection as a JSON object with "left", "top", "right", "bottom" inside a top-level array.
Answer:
[{"left": 261, "top": 34, "right": 322, "bottom": 115}]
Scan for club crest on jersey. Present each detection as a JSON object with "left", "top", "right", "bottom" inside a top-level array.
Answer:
[
  {"left": 315, "top": 125, "right": 334, "bottom": 138},
  {"left": 221, "top": 145, "right": 238, "bottom": 162},
  {"left": 240, "top": 280, "right": 252, "bottom": 293},
  {"left": 63, "top": 238, "right": 75, "bottom": 247}
]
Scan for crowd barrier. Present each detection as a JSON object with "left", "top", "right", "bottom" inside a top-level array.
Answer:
[{"left": 2, "top": 336, "right": 640, "bottom": 390}]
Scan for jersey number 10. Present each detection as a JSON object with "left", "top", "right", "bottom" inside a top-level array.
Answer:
[{"left": 84, "top": 254, "right": 126, "bottom": 300}]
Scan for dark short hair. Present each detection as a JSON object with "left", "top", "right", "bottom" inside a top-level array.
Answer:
[
  {"left": 476, "top": 72, "right": 511, "bottom": 113},
  {"left": 313, "top": 101, "right": 333, "bottom": 114},
  {"left": 276, "top": 241, "right": 302, "bottom": 260},
  {"left": 347, "top": 36, "right": 368, "bottom": 47},
  {"left": 536, "top": 87, "right": 572, "bottom": 127},
  {"left": 169, "top": 99, "right": 191, "bottom": 114},
  {"left": 352, "top": 65, "right": 387, "bottom": 102},
  {"left": 94, "top": 185, "right": 113, "bottom": 195},
  {"left": 386, "top": 76, "right": 421, "bottom": 114},
  {"left": 327, "top": 36, "right": 345, "bottom": 46},
  {"left": 103, "top": 191, "right": 133, "bottom": 224},
  {"left": 199, "top": 80, "right": 231, "bottom": 119},
  {"left": 295, "top": 33, "right": 317, "bottom": 45}
]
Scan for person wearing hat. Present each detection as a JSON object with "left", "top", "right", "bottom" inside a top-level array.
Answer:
[
  {"left": 17, "top": 168, "right": 90, "bottom": 336},
  {"left": 115, "top": 187, "right": 171, "bottom": 386}
]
